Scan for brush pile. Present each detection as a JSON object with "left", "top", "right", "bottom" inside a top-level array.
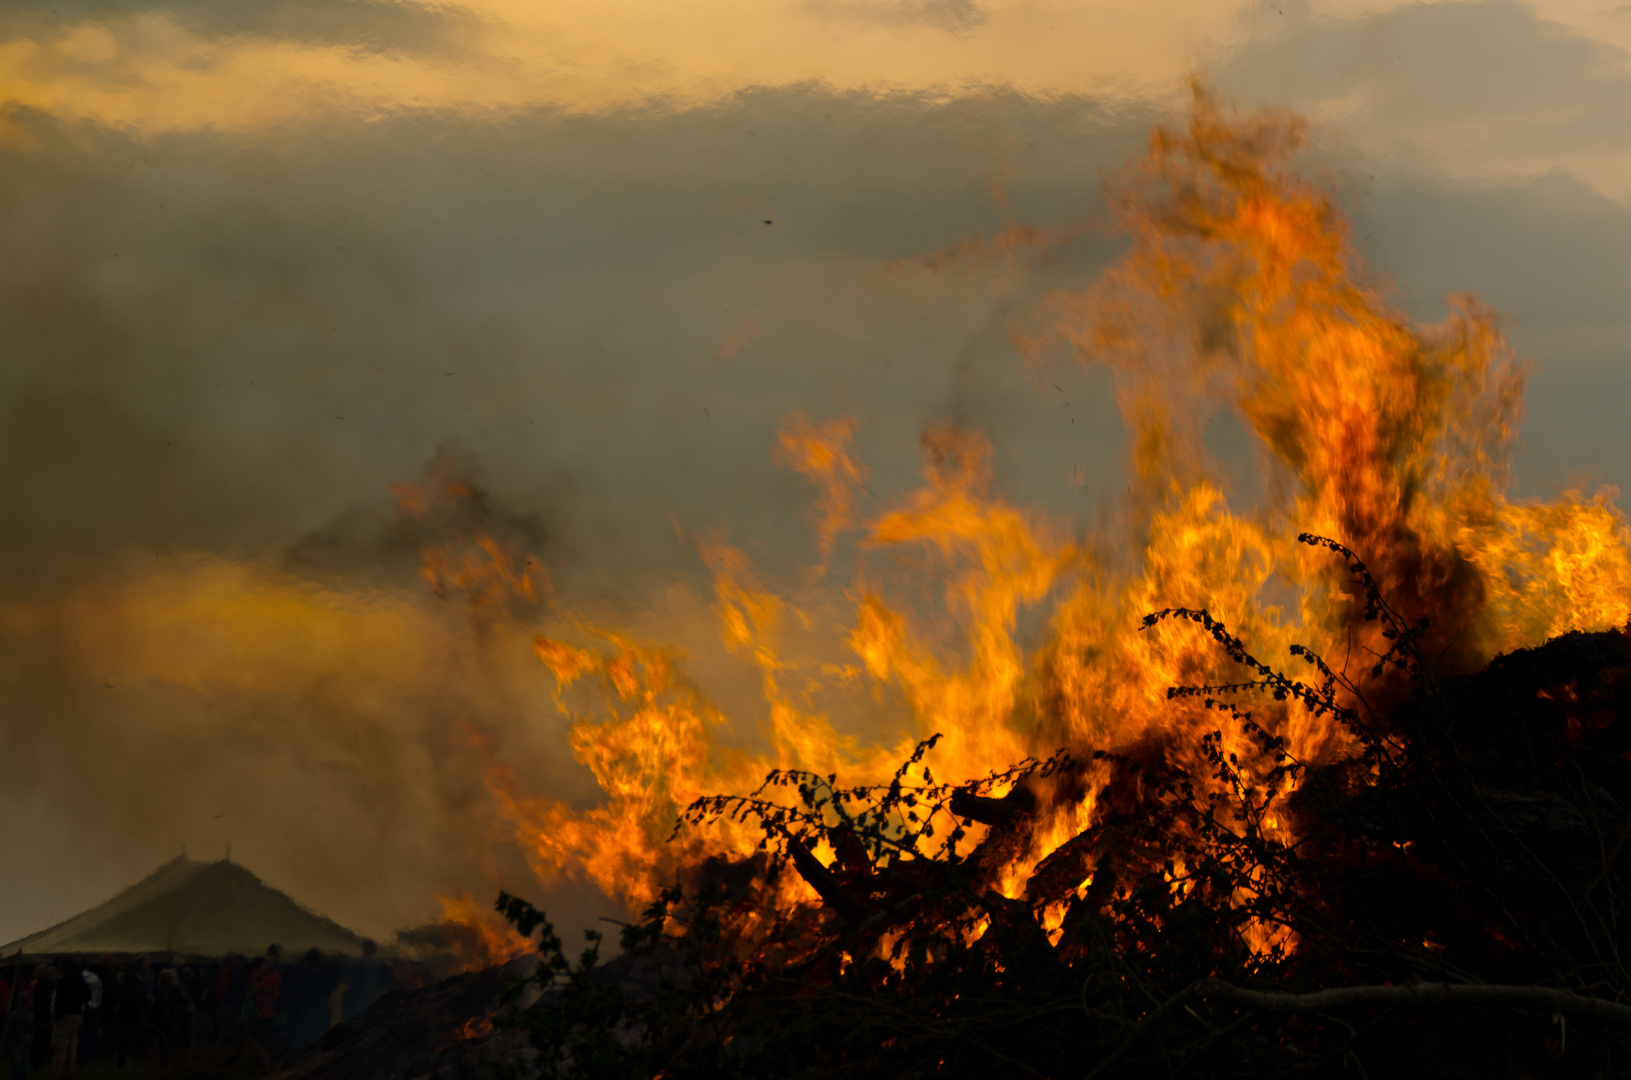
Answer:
[{"left": 489, "top": 540, "right": 1631, "bottom": 1079}]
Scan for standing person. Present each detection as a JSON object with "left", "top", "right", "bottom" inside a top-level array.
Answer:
[
  {"left": 50, "top": 958, "right": 87, "bottom": 1080},
  {"left": 4, "top": 955, "right": 19, "bottom": 1024},
  {"left": 29, "top": 966, "right": 52, "bottom": 1074},
  {"left": 285, "top": 949, "right": 328, "bottom": 1047},
  {"left": 1, "top": 955, "right": 16, "bottom": 1028},
  {"left": 5, "top": 993, "right": 32, "bottom": 1080},
  {"left": 87, "top": 955, "right": 117, "bottom": 1061},
  {"left": 150, "top": 970, "right": 172, "bottom": 1050},
  {"left": 180, "top": 966, "right": 210, "bottom": 1050},
  {"left": 77, "top": 963, "right": 102, "bottom": 1064},
  {"left": 245, "top": 953, "right": 280, "bottom": 1052},
  {"left": 240, "top": 958, "right": 261, "bottom": 1036},
  {"left": 279, "top": 953, "right": 306, "bottom": 1047},
  {"left": 195, "top": 964, "right": 218, "bottom": 1048},
  {"left": 343, "top": 941, "right": 393, "bottom": 1021},
  {"left": 151, "top": 969, "right": 189, "bottom": 1051},
  {"left": 325, "top": 953, "right": 348, "bottom": 1031},
  {"left": 115, "top": 957, "right": 153, "bottom": 1070},
  {"left": 215, "top": 955, "right": 246, "bottom": 1045}
]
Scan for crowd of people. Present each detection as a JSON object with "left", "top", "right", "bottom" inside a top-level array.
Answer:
[{"left": 0, "top": 941, "right": 394, "bottom": 1077}]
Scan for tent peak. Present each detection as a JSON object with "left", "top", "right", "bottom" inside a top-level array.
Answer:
[{"left": 0, "top": 854, "right": 364, "bottom": 960}]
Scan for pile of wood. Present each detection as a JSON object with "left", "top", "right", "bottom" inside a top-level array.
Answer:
[{"left": 661, "top": 624, "right": 1631, "bottom": 1076}]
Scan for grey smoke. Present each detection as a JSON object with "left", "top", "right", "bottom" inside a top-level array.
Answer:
[{"left": 2, "top": 0, "right": 1630, "bottom": 944}]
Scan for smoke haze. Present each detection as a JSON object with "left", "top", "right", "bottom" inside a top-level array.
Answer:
[{"left": 3, "top": 0, "right": 1631, "bottom": 942}]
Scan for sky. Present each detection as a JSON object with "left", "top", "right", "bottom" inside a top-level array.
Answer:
[{"left": 2, "top": 0, "right": 1630, "bottom": 946}]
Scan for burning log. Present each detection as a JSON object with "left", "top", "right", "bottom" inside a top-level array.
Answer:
[
  {"left": 976, "top": 890, "right": 1053, "bottom": 955},
  {"left": 780, "top": 828, "right": 866, "bottom": 924},
  {"left": 826, "top": 825, "right": 875, "bottom": 883},
  {"left": 948, "top": 784, "right": 1035, "bottom": 826}
]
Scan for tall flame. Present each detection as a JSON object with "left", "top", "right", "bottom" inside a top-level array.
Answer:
[{"left": 461, "top": 85, "right": 1631, "bottom": 943}]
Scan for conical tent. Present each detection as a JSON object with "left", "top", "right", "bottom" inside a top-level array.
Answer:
[{"left": 0, "top": 856, "right": 365, "bottom": 959}]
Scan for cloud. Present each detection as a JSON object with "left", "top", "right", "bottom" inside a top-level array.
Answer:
[
  {"left": 803, "top": 0, "right": 989, "bottom": 34},
  {"left": 1353, "top": 166, "right": 1631, "bottom": 494},
  {"left": 0, "top": 0, "right": 1256, "bottom": 128},
  {"left": 0, "top": 0, "right": 482, "bottom": 57},
  {"left": 1218, "top": 0, "right": 1631, "bottom": 200}
]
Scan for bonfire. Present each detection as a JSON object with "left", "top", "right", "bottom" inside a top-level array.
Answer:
[{"left": 387, "top": 86, "right": 1631, "bottom": 1079}]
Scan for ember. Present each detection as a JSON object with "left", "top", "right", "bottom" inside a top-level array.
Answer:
[{"left": 393, "top": 895, "right": 534, "bottom": 979}]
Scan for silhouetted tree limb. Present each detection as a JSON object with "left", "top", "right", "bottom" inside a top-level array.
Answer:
[{"left": 1087, "top": 979, "right": 1631, "bottom": 1079}]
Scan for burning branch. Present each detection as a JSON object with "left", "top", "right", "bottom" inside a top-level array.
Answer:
[
  {"left": 947, "top": 784, "right": 1035, "bottom": 826},
  {"left": 779, "top": 827, "right": 864, "bottom": 924}
]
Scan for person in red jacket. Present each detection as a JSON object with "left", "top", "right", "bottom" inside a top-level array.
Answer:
[{"left": 245, "top": 953, "right": 281, "bottom": 1050}]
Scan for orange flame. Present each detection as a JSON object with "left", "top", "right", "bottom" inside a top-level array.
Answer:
[
  {"left": 447, "top": 86, "right": 1631, "bottom": 958},
  {"left": 392, "top": 460, "right": 544, "bottom": 611},
  {"left": 391, "top": 459, "right": 472, "bottom": 520},
  {"left": 774, "top": 412, "right": 868, "bottom": 570},
  {"left": 455, "top": 1016, "right": 495, "bottom": 1040},
  {"left": 487, "top": 630, "right": 735, "bottom": 908},
  {"left": 418, "top": 533, "right": 539, "bottom": 609},
  {"left": 421, "top": 893, "right": 535, "bottom": 972}
]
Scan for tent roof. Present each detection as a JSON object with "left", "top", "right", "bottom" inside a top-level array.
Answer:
[{"left": 0, "top": 856, "right": 365, "bottom": 959}]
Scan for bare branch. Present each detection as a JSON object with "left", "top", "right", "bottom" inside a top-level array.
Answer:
[
  {"left": 1086, "top": 979, "right": 1631, "bottom": 1080},
  {"left": 1194, "top": 979, "right": 1631, "bottom": 1026}
]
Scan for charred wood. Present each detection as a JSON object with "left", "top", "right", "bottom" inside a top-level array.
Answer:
[
  {"left": 949, "top": 785, "right": 1036, "bottom": 826},
  {"left": 781, "top": 828, "right": 866, "bottom": 924}
]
